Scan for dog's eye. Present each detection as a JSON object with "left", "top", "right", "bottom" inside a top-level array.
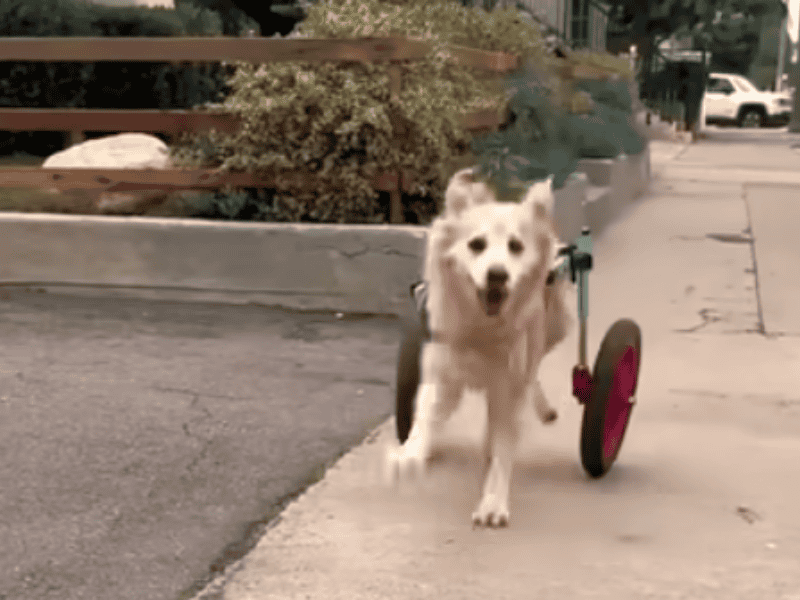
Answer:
[
  {"left": 468, "top": 237, "right": 487, "bottom": 253},
  {"left": 508, "top": 238, "right": 524, "bottom": 255}
]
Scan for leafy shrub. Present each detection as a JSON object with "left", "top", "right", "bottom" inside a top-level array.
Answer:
[
  {"left": 470, "top": 66, "right": 646, "bottom": 200},
  {"left": 169, "top": 0, "right": 549, "bottom": 224},
  {"left": 471, "top": 73, "right": 579, "bottom": 200},
  {"left": 568, "top": 48, "right": 633, "bottom": 81},
  {"left": 176, "top": 0, "right": 260, "bottom": 36},
  {"left": 569, "top": 78, "right": 645, "bottom": 157},
  {"left": 0, "top": 0, "right": 230, "bottom": 156}
]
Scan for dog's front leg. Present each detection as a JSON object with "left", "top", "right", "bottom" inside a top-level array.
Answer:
[
  {"left": 531, "top": 376, "right": 558, "bottom": 424},
  {"left": 472, "top": 382, "right": 521, "bottom": 528},
  {"left": 386, "top": 344, "right": 461, "bottom": 482}
]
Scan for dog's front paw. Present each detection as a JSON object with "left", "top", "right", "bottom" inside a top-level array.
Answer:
[
  {"left": 532, "top": 385, "right": 558, "bottom": 425},
  {"left": 384, "top": 441, "right": 428, "bottom": 484},
  {"left": 538, "top": 406, "right": 558, "bottom": 424},
  {"left": 471, "top": 494, "right": 510, "bottom": 528}
]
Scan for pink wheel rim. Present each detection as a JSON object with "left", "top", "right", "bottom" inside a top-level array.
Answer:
[{"left": 602, "top": 346, "right": 639, "bottom": 461}]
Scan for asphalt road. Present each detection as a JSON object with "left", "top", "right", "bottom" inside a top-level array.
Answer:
[{"left": 0, "top": 288, "right": 400, "bottom": 600}]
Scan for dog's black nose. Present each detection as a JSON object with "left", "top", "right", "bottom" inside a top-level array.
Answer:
[{"left": 487, "top": 266, "right": 509, "bottom": 286}]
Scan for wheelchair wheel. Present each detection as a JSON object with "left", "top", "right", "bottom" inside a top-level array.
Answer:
[
  {"left": 395, "top": 314, "right": 426, "bottom": 443},
  {"left": 580, "top": 319, "right": 642, "bottom": 478}
]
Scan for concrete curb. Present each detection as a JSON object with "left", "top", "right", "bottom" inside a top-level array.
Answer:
[{"left": 0, "top": 145, "right": 649, "bottom": 316}]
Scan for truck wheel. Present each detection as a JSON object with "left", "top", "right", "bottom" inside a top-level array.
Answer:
[{"left": 738, "top": 108, "right": 764, "bottom": 128}]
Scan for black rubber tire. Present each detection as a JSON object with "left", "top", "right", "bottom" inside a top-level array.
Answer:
[
  {"left": 395, "top": 313, "right": 427, "bottom": 443},
  {"left": 738, "top": 107, "right": 765, "bottom": 128},
  {"left": 580, "top": 319, "right": 642, "bottom": 478}
]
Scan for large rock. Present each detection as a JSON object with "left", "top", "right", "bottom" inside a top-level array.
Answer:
[{"left": 42, "top": 133, "right": 174, "bottom": 215}]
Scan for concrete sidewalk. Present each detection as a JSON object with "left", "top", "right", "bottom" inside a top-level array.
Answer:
[{"left": 201, "top": 136, "right": 800, "bottom": 600}]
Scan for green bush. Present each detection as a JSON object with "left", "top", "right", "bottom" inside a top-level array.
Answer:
[
  {"left": 568, "top": 49, "right": 633, "bottom": 81},
  {"left": 169, "top": 0, "right": 548, "bottom": 224},
  {"left": 176, "top": 0, "right": 259, "bottom": 36},
  {"left": 568, "top": 79, "right": 645, "bottom": 158},
  {"left": 471, "top": 75, "right": 579, "bottom": 200},
  {"left": 470, "top": 63, "right": 646, "bottom": 198},
  {"left": 0, "top": 0, "right": 229, "bottom": 155},
  {"left": 569, "top": 106, "right": 645, "bottom": 159}
]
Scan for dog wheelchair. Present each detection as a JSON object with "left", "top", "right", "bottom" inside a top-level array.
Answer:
[{"left": 394, "top": 226, "right": 642, "bottom": 478}]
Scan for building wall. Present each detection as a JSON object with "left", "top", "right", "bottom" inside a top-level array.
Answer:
[
  {"left": 515, "top": 0, "right": 606, "bottom": 51},
  {"left": 748, "top": 13, "right": 790, "bottom": 90},
  {"left": 589, "top": 2, "right": 608, "bottom": 51}
]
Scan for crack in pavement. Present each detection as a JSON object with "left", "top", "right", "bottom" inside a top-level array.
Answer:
[
  {"left": 670, "top": 232, "right": 754, "bottom": 244},
  {"left": 151, "top": 385, "right": 255, "bottom": 401},
  {"left": 312, "top": 244, "right": 370, "bottom": 260},
  {"left": 669, "top": 388, "right": 800, "bottom": 407},
  {"left": 706, "top": 232, "right": 753, "bottom": 244},
  {"left": 674, "top": 307, "right": 724, "bottom": 333},
  {"left": 670, "top": 235, "right": 706, "bottom": 242},
  {"left": 735, "top": 506, "right": 762, "bottom": 524},
  {"left": 378, "top": 246, "right": 419, "bottom": 259},
  {"left": 178, "top": 392, "right": 217, "bottom": 476},
  {"left": 312, "top": 244, "right": 419, "bottom": 260},
  {"left": 742, "top": 194, "right": 767, "bottom": 335},
  {"left": 668, "top": 388, "right": 728, "bottom": 399}
]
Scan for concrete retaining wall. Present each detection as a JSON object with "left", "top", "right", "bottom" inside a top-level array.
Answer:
[
  {"left": 578, "top": 146, "right": 650, "bottom": 237},
  {"left": 0, "top": 145, "right": 650, "bottom": 316},
  {"left": 0, "top": 215, "right": 426, "bottom": 315},
  {"left": 552, "top": 171, "right": 587, "bottom": 244}
]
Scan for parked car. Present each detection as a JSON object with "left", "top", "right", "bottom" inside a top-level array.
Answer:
[{"left": 703, "top": 72, "right": 792, "bottom": 128}]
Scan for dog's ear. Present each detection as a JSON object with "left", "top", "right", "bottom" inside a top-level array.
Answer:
[
  {"left": 423, "top": 213, "right": 461, "bottom": 283},
  {"left": 427, "top": 213, "right": 459, "bottom": 256},
  {"left": 444, "top": 168, "right": 495, "bottom": 217},
  {"left": 522, "top": 175, "right": 555, "bottom": 219}
]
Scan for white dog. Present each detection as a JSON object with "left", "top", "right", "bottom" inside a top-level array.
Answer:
[{"left": 386, "top": 167, "right": 571, "bottom": 527}]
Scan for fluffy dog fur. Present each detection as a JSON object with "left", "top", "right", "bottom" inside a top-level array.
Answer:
[{"left": 386, "top": 168, "right": 571, "bottom": 527}]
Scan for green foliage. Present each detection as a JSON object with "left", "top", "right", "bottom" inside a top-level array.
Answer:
[
  {"left": 567, "top": 104, "right": 645, "bottom": 158},
  {"left": 0, "top": 0, "right": 230, "bottom": 155},
  {"left": 572, "top": 78, "right": 632, "bottom": 114},
  {"left": 569, "top": 49, "right": 633, "bottom": 81},
  {"left": 170, "top": 0, "right": 549, "bottom": 224},
  {"left": 607, "top": 0, "right": 786, "bottom": 57},
  {"left": 471, "top": 67, "right": 645, "bottom": 200},
  {"left": 176, "top": 0, "right": 260, "bottom": 36},
  {"left": 471, "top": 78, "right": 578, "bottom": 199},
  {"left": 569, "top": 79, "right": 644, "bottom": 157},
  {"left": 0, "top": 0, "right": 229, "bottom": 111}
]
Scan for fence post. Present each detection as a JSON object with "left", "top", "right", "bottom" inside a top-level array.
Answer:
[
  {"left": 668, "top": 90, "right": 674, "bottom": 123},
  {"left": 68, "top": 130, "right": 86, "bottom": 147},
  {"left": 388, "top": 64, "right": 403, "bottom": 224}
]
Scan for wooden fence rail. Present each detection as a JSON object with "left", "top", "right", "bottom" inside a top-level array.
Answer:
[
  {"left": 0, "top": 106, "right": 505, "bottom": 138},
  {"left": 0, "top": 36, "right": 519, "bottom": 69},
  {"left": 0, "top": 36, "right": 618, "bottom": 222}
]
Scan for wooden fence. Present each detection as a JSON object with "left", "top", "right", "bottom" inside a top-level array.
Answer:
[{"left": 0, "top": 36, "right": 618, "bottom": 223}]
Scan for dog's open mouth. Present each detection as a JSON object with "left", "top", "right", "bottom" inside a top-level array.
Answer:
[{"left": 480, "top": 287, "right": 507, "bottom": 316}]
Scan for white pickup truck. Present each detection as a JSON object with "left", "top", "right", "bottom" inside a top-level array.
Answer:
[{"left": 703, "top": 72, "right": 792, "bottom": 128}]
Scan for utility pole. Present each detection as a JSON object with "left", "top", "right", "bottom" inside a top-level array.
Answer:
[
  {"left": 776, "top": 15, "right": 788, "bottom": 91},
  {"left": 789, "top": 2, "right": 800, "bottom": 132}
]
